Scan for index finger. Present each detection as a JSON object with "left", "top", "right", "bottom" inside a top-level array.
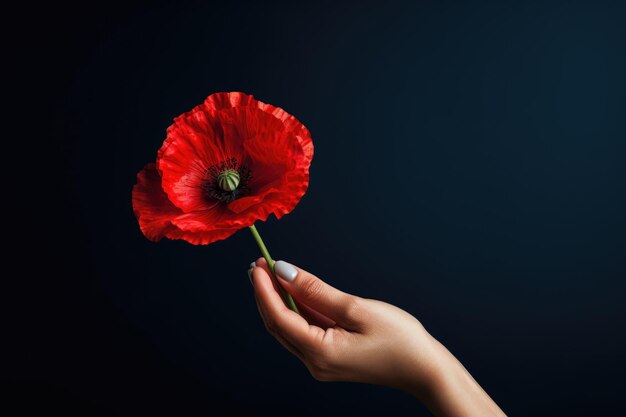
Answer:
[{"left": 252, "top": 264, "right": 324, "bottom": 350}]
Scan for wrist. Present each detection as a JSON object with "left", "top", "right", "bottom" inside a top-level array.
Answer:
[
  {"left": 404, "top": 335, "right": 454, "bottom": 400},
  {"left": 406, "top": 337, "right": 506, "bottom": 417}
]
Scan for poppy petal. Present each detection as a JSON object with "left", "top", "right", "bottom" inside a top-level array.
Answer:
[
  {"left": 171, "top": 205, "right": 226, "bottom": 231},
  {"left": 204, "top": 91, "right": 258, "bottom": 111},
  {"left": 132, "top": 164, "right": 239, "bottom": 245},
  {"left": 132, "top": 163, "right": 185, "bottom": 241},
  {"left": 157, "top": 114, "right": 233, "bottom": 212},
  {"left": 164, "top": 227, "right": 239, "bottom": 245},
  {"left": 255, "top": 100, "right": 314, "bottom": 165},
  {"left": 227, "top": 181, "right": 283, "bottom": 213},
  {"left": 204, "top": 92, "right": 311, "bottom": 140},
  {"left": 239, "top": 131, "right": 310, "bottom": 218}
]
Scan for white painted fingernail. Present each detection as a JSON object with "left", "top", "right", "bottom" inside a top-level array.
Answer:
[
  {"left": 275, "top": 260, "right": 298, "bottom": 282},
  {"left": 248, "top": 261, "right": 256, "bottom": 284}
]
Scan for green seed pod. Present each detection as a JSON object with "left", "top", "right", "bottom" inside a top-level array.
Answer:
[{"left": 217, "top": 169, "right": 240, "bottom": 192}]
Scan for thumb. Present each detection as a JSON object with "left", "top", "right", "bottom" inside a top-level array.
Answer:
[{"left": 273, "top": 260, "right": 363, "bottom": 330}]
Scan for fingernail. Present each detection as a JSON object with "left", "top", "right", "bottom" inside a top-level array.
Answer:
[
  {"left": 275, "top": 260, "right": 298, "bottom": 282},
  {"left": 248, "top": 261, "right": 256, "bottom": 284}
]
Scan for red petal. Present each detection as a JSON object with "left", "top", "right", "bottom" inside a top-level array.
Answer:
[
  {"left": 233, "top": 130, "right": 310, "bottom": 218},
  {"left": 203, "top": 91, "right": 258, "bottom": 111},
  {"left": 244, "top": 131, "right": 300, "bottom": 171},
  {"left": 132, "top": 163, "right": 185, "bottom": 241},
  {"left": 206, "top": 93, "right": 314, "bottom": 165},
  {"left": 255, "top": 99, "right": 314, "bottom": 166},
  {"left": 132, "top": 164, "right": 239, "bottom": 245},
  {"left": 165, "top": 226, "right": 239, "bottom": 245},
  {"left": 171, "top": 204, "right": 226, "bottom": 231},
  {"left": 227, "top": 181, "right": 282, "bottom": 213},
  {"left": 157, "top": 109, "right": 239, "bottom": 212}
]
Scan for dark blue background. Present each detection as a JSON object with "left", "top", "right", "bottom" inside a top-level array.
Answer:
[{"left": 10, "top": 1, "right": 626, "bottom": 415}]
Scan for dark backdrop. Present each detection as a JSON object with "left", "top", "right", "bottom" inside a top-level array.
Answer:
[{"left": 8, "top": 1, "right": 626, "bottom": 415}]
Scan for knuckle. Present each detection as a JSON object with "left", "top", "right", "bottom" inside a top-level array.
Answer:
[
  {"left": 309, "top": 368, "right": 332, "bottom": 382},
  {"left": 300, "top": 276, "right": 325, "bottom": 301},
  {"left": 342, "top": 296, "right": 366, "bottom": 324},
  {"left": 304, "top": 340, "right": 341, "bottom": 383},
  {"left": 306, "top": 356, "right": 335, "bottom": 382},
  {"left": 264, "top": 317, "right": 279, "bottom": 334}
]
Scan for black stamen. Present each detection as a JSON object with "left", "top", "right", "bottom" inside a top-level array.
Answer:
[{"left": 202, "top": 157, "right": 253, "bottom": 203}]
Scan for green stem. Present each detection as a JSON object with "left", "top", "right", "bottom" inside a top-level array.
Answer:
[{"left": 249, "top": 223, "right": 300, "bottom": 314}]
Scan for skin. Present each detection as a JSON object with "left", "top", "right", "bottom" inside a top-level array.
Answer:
[{"left": 250, "top": 257, "right": 507, "bottom": 417}]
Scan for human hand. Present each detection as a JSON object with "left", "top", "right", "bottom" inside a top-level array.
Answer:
[{"left": 249, "top": 258, "right": 506, "bottom": 417}]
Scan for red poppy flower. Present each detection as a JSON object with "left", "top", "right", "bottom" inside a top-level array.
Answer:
[{"left": 132, "top": 92, "right": 314, "bottom": 245}]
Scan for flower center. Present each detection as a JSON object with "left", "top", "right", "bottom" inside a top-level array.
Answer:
[
  {"left": 202, "top": 157, "right": 252, "bottom": 203},
  {"left": 217, "top": 169, "right": 240, "bottom": 191}
]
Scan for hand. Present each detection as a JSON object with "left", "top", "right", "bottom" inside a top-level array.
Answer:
[{"left": 249, "top": 258, "right": 506, "bottom": 417}]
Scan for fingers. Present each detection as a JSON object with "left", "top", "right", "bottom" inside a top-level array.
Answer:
[
  {"left": 252, "top": 262, "right": 325, "bottom": 351},
  {"left": 254, "top": 295, "right": 305, "bottom": 362},
  {"left": 254, "top": 258, "right": 336, "bottom": 329},
  {"left": 296, "top": 301, "right": 337, "bottom": 330},
  {"left": 270, "top": 259, "right": 364, "bottom": 330}
]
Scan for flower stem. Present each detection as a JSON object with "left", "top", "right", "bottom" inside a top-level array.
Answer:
[{"left": 248, "top": 223, "right": 299, "bottom": 314}]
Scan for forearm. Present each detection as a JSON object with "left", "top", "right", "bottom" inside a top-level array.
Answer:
[{"left": 409, "top": 337, "right": 506, "bottom": 417}]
